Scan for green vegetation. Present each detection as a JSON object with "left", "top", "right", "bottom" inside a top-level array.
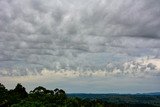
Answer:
[{"left": 0, "top": 83, "right": 159, "bottom": 107}]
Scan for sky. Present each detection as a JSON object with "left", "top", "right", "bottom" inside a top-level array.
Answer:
[{"left": 0, "top": 0, "right": 160, "bottom": 93}]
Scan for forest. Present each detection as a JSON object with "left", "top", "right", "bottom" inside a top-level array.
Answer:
[{"left": 0, "top": 83, "right": 160, "bottom": 107}]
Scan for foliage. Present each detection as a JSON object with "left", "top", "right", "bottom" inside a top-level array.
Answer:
[
  {"left": 0, "top": 83, "right": 8, "bottom": 103},
  {"left": 0, "top": 83, "right": 159, "bottom": 107}
]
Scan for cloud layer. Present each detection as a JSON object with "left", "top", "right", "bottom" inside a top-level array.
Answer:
[{"left": 0, "top": 0, "right": 160, "bottom": 76}]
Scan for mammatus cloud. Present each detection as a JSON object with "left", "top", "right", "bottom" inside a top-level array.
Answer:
[
  {"left": 1, "top": 58, "right": 160, "bottom": 93},
  {"left": 0, "top": 57, "right": 160, "bottom": 78},
  {"left": 0, "top": 0, "right": 160, "bottom": 76}
]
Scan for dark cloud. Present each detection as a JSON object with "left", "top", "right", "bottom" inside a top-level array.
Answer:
[{"left": 0, "top": 0, "right": 160, "bottom": 76}]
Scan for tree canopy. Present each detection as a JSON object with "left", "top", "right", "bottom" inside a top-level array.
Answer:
[{"left": 0, "top": 83, "right": 159, "bottom": 107}]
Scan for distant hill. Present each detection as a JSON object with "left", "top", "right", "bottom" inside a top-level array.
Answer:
[
  {"left": 68, "top": 92, "right": 160, "bottom": 97},
  {"left": 67, "top": 93, "right": 160, "bottom": 106},
  {"left": 67, "top": 92, "right": 160, "bottom": 100},
  {"left": 142, "top": 92, "right": 160, "bottom": 96}
]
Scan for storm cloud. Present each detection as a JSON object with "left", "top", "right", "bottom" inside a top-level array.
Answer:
[{"left": 0, "top": 0, "right": 160, "bottom": 76}]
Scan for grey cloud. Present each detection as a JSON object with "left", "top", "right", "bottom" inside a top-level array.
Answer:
[{"left": 0, "top": 0, "right": 160, "bottom": 76}]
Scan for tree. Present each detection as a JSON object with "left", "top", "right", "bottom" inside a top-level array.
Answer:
[
  {"left": 32, "top": 86, "right": 47, "bottom": 94},
  {"left": 59, "top": 89, "right": 65, "bottom": 95},
  {"left": 14, "top": 83, "right": 28, "bottom": 98},
  {"left": 0, "top": 83, "right": 7, "bottom": 96},
  {"left": 54, "top": 88, "right": 59, "bottom": 95},
  {"left": 7, "top": 83, "right": 28, "bottom": 105},
  {"left": 0, "top": 83, "right": 8, "bottom": 103},
  {"left": 31, "top": 86, "right": 54, "bottom": 95}
]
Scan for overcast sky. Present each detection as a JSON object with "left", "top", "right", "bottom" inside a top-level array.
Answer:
[{"left": 0, "top": 0, "right": 160, "bottom": 93}]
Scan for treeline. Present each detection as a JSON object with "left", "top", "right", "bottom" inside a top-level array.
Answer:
[{"left": 0, "top": 83, "right": 157, "bottom": 107}]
